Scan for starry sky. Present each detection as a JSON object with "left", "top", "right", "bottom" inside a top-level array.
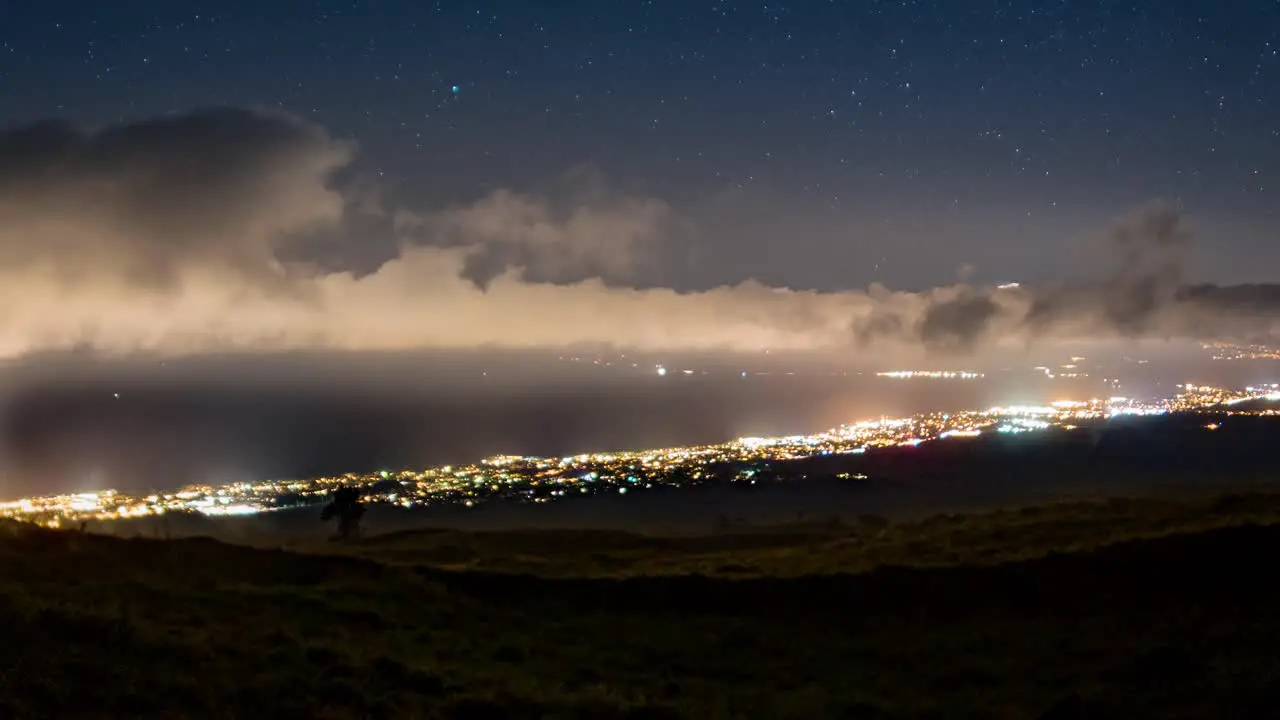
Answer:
[{"left": 4, "top": 0, "right": 1277, "bottom": 293}]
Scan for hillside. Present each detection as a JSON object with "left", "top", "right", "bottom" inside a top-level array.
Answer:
[
  {"left": 5, "top": 494, "right": 1280, "bottom": 718},
  {"left": 332, "top": 490, "right": 1280, "bottom": 577}
]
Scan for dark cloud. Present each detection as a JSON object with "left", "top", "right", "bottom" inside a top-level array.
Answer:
[
  {"left": 862, "top": 201, "right": 1279, "bottom": 350},
  {"left": 395, "top": 184, "right": 681, "bottom": 287},
  {"left": 1176, "top": 284, "right": 1280, "bottom": 316},
  {"left": 0, "top": 107, "right": 351, "bottom": 292},
  {"left": 1023, "top": 200, "right": 1190, "bottom": 336},
  {"left": 918, "top": 291, "right": 1001, "bottom": 352}
]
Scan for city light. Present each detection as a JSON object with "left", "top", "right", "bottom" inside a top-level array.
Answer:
[
  {"left": 877, "top": 370, "right": 985, "bottom": 380},
  {"left": 1, "top": 383, "right": 1276, "bottom": 529},
  {"left": 1205, "top": 342, "right": 1280, "bottom": 361}
]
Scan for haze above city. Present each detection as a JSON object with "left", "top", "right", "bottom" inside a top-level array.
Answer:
[{"left": 1, "top": 1, "right": 1277, "bottom": 497}]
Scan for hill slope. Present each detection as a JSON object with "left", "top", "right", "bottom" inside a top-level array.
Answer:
[{"left": 4, "top": 511, "right": 1280, "bottom": 718}]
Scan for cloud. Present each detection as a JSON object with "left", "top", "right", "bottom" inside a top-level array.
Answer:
[
  {"left": 0, "top": 108, "right": 1275, "bottom": 360},
  {"left": 0, "top": 107, "right": 352, "bottom": 294},
  {"left": 395, "top": 185, "right": 677, "bottom": 286},
  {"left": 857, "top": 201, "right": 1280, "bottom": 350}
]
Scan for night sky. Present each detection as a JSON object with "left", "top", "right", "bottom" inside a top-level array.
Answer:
[{"left": 3, "top": 1, "right": 1277, "bottom": 290}]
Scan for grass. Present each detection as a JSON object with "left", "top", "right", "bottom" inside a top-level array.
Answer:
[
  {"left": 5, "top": 491, "right": 1280, "bottom": 718},
  {"left": 327, "top": 490, "right": 1280, "bottom": 577}
]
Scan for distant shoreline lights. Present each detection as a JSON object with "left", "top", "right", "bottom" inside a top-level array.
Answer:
[
  {"left": 877, "top": 370, "right": 985, "bottom": 380},
  {"left": 1, "top": 383, "right": 1276, "bottom": 529}
]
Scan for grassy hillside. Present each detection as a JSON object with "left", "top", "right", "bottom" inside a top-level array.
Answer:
[
  {"left": 5, "top": 493, "right": 1280, "bottom": 718},
  {"left": 329, "top": 490, "right": 1280, "bottom": 577}
]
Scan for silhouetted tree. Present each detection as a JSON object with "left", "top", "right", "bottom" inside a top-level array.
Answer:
[{"left": 321, "top": 487, "right": 366, "bottom": 541}]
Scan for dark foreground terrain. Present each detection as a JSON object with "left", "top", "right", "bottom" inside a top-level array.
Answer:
[{"left": 6, "top": 492, "right": 1280, "bottom": 719}]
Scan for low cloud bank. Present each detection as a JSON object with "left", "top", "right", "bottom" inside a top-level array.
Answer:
[{"left": 0, "top": 108, "right": 1274, "bottom": 360}]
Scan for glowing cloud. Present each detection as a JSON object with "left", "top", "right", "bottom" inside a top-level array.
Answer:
[{"left": 0, "top": 108, "right": 1275, "bottom": 360}]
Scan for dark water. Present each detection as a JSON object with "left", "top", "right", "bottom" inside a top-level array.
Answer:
[
  {"left": 0, "top": 348, "right": 1272, "bottom": 498},
  {"left": 0, "top": 374, "right": 1076, "bottom": 497}
]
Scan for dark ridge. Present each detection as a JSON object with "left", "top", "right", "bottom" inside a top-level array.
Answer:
[
  {"left": 6, "top": 503, "right": 1280, "bottom": 718},
  {"left": 428, "top": 522, "right": 1280, "bottom": 618}
]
